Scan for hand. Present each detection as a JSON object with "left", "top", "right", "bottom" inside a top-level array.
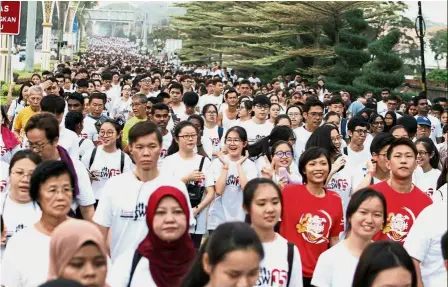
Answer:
[
  {"left": 217, "top": 151, "right": 229, "bottom": 169},
  {"left": 331, "top": 156, "right": 346, "bottom": 175},
  {"left": 277, "top": 176, "right": 288, "bottom": 190},
  {"left": 236, "top": 150, "right": 249, "bottom": 166},
  {"left": 188, "top": 170, "right": 204, "bottom": 182},
  {"left": 220, "top": 145, "right": 228, "bottom": 155},
  {"left": 366, "top": 159, "right": 376, "bottom": 175},
  {"left": 8, "top": 82, "right": 15, "bottom": 91},
  {"left": 261, "top": 155, "right": 274, "bottom": 179},
  {"left": 193, "top": 206, "right": 200, "bottom": 217}
]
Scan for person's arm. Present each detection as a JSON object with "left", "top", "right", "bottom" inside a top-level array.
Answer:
[
  {"left": 217, "top": 112, "right": 223, "bottom": 127},
  {"left": 80, "top": 205, "right": 95, "bottom": 221},
  {"left": 236, "top": 151, "right": 250, "bottom": 189},
  {"left": 325, "top": 156, "right": 346, "bottom": 186},
  {"left": 194, "top": 186, "right": 215, "bottom": 216},
  {"left": 215, "top": 165, "right": 228, "bottom": 196}
]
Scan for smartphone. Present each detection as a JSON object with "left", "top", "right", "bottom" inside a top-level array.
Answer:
[{"left": 278, "top": 167, "right": 290, "bottom": 183}]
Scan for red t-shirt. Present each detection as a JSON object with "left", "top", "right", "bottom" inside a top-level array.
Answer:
[
  {"left": 369, "top": 181, "right": 433, "bottom": 244},
  {"left": 279, "top": 184, "right": 344, "bottom": 278}
]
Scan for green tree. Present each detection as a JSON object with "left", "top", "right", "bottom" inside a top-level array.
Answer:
[
  {"left": 353, "top": 29, "right": 405, "bottom": 95},
  {"left": 326, "top": 9, "right": 370, "bottom": 95},
  {"left": 429, "top": 29, "right": 448, "bottom": 69}
]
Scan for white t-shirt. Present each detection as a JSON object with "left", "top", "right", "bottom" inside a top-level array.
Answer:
[
  {"left": 105, "top": 88, "right": 121, "bottom": 113},
  {"left": 78, "top": 137, "right": 95, "bottom": 160},
  {"left": 7, "top": 99, "right": 25, "bottom": 131},
  {"left": 157, "top": 132, "right": 173, "bottom": 168},
  {"left": 198, "top": 94, "right": 224, "bottom": 112},
  {"left": 1, "top": 225, "right": 50, "bottom": 287},
  {"left": 0, "top": 192, "right": 42, "bottom": 246},
  {"left": 344, "top": 145, "right": 371, "bottom": 171},
  {"left": 109, "top": 250, "right": 157, "bottom": 287},
  {"left": 240, "top": 120, "right": 273, "bottom": 145},
  {"left": 404, "top": 203, "right": 448, "bottom": 287},
  {"left": 93, "top": 171, "right": 191, "bottom": 262},
  {"left": 161, "top": 153, "right": 214, "bottom": 235},
  {"left": 111, "top": 97, "right": 132, "bottom": 121},
  {"left": 208, "top": 156, "right": 257, "bottom": 230},
  {"left": 257, "top": 234, "right": 303, "bottom": 287},
  {"left": 377, "top": 101, "right": 387, "bottom": 115},
  {"left": 414, "top": 114, "right": 443, "bottom": 144},
  {"left": 326, "top": 164, "right": 356, "bottom": 214},
  {"left": 414, "top": 168, "right": 441, "bottom": 200},
  {"left": 81, "top": 115, "right": 100, "bottom": 141},
  {"left": 312, "top": 240, "right": 359, "bottom": 287},
  {"left": 1, "top": 161, "right": 9, "bottom": 192},
  {"left": 171, "top": 103, "right": 188, "bottom": 122},
  {"left": 294, "top": 126, "right": 313, "bottom": 145},
  {"left": 70, "top": 157, "right": 97, "bottom": 210},
  {"left": 81, "top": 147, "right": 133, "bottom": 200},
  {"left": 203, "top": 125, "right": 223, "bottom": 158},
  {"left": 58, "top": 127, "right": 80, "bottom": 159}
]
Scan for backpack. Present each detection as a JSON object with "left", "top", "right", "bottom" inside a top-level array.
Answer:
[
  {"left": 287, "top": 242, "right": 294, "bottom": 287},
  {"left": 343, "top": 146, "right": 348, "bottom": 156},
  {"left": 89, "top": 147, "right": 125, "bottom": 174},
  {"left": 78, "top": 138, "right": 85, "bottom": 147}
]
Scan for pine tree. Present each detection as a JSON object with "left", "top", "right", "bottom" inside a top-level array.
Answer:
[
  {"left": 326, "top": 9, "right": 370, "bottom": 95},
  {"left": 353, "top": 29, "right": 405, "bottom": 94}
]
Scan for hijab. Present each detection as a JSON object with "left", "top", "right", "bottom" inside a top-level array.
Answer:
[
  {"left": 137, "top": 186, "right": 196, "bottom": 287},
  {"left": 347, "top": 101, "right": 365, "bottom": 117},
  {"left": 48, "top": 219, "right": 108, "bottom": 283},
  {"left": 383, "top": 111, "right": 397, "bottom": 133}
]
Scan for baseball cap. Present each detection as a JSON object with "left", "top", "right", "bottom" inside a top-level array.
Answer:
[{"left": 416, "top": 116, "right": 431, "bottom": 127}]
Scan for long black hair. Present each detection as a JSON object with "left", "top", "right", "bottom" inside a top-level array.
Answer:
[
  {"left": 247, "top": 126, "right": 295, "bottom": 160},
  {"left": 415, "top": 137, "right": 440, "bottom": 169},
  {"left": 352, "top": 241, "right": 417, "bottom": 287},
  {"left": 100, "top": 119, "right": 124, "bottom": 150},
  {"left": 305, "top": 124, "right": 340, "bottom": 160},
  {"left": 181, "top": 222, "right": 264, "bottom": 287}
]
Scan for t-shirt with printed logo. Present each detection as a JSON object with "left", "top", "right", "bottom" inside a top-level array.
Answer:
[
  {"left": 280, "top": 184, "right": 344, "bottom": 278},
  {"left": 369, "top": 180, "right": 433, "bottom": 245}
]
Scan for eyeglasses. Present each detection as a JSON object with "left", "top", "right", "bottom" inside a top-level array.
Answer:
[
  {"left": 354, "top": 129, "right": 368, "bottom": 135},
  {"left": 417, "top": 151, "right": 429, "bottom": 157},
  {"left": 178, "top": 134, "right": 198, "bottom": 140},
  {"left": 11, "top": 170, "right": 33, "bottom": 178},
  {"left": 99, "top": 130, "right": 116, "bottom": 137},
  {"left": 308, "top": 112, "right": 324, "bottom": 118},
  {"left": 225, "top": 138, "right": 242, "bottom": 144},
  {"left": 254, "top": 104, "right": 269, "bottom": 110},
  {"left": 29, "top": 141, "right": 50, "bottom": 152},
  {"left": 331, "top": 135, "right": 342, "bottom": 143},
  {"left": 274, "top": 151, "right": 293, "bottom": 158}
]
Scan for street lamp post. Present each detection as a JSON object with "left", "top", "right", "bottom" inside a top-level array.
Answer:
[{"left": 415, "top": 1, "right": 427, "bottom": 92}]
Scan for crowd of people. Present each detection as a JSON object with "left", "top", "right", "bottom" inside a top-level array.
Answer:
[{"left": 1, "top": 36, "right": 447, "bottom": 287}]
